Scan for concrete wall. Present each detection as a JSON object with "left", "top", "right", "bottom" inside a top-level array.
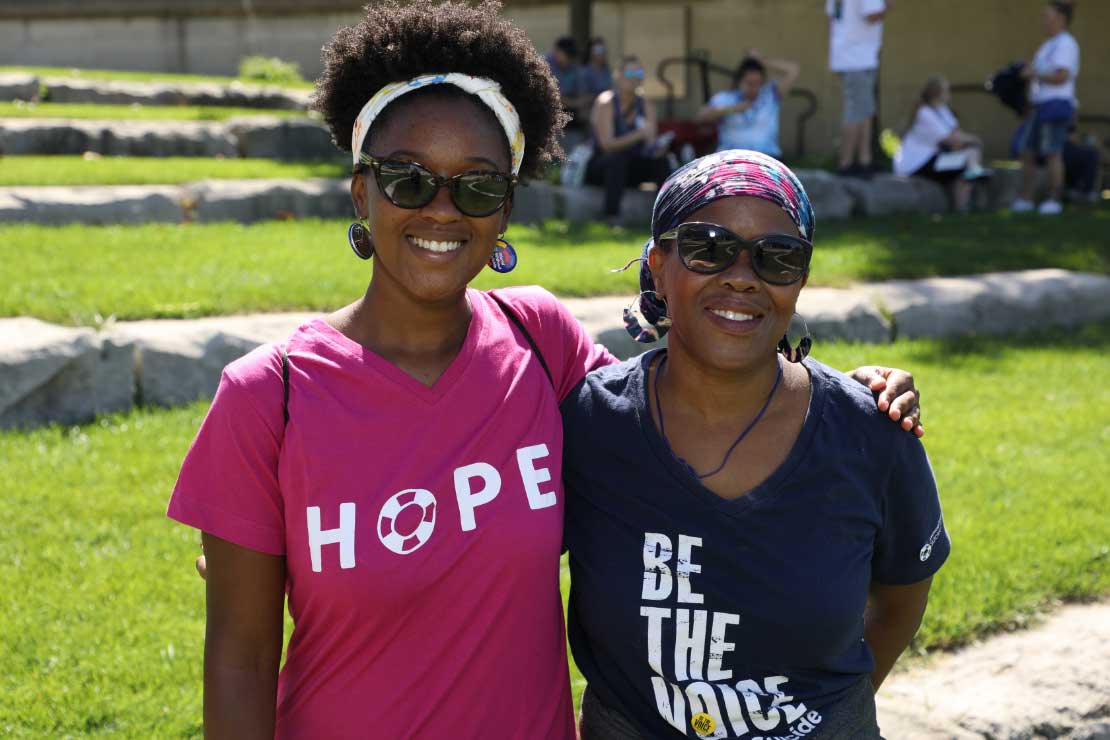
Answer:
[{"left": 1, "top": 0, "right": 1107, "bottom": 160}]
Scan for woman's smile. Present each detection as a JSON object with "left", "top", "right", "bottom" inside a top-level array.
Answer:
[{"left": 704, "top": 299, "right": 768, "bottom": 334}]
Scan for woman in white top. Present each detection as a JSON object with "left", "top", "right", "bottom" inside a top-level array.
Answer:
[
  {"left": 894, "top": 76, "right": 987, "bottom": 214},
  {"left": 1012, "top": 0, "right": 1080, "bottom": 215}
]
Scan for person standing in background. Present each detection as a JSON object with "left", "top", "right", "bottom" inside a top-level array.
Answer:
[
  {"left": 1012, "top": 0, "right": 1080, "bottom": 216},
  {"left": 546, "top": 35, "right": 592, "bottom": 129},
  {"left": 826, "top": 0, "right": 886, "bottom": 177},
  {"left": 697, "top": 49, "right": 800, "bottom": 159},
  {"left": 582, "top": 38, "right": 614, "bottom": 101}
]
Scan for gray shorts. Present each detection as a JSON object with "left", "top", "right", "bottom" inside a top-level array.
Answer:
[{"left": 839, "top": 68, "right": 878, "bottom": 123}]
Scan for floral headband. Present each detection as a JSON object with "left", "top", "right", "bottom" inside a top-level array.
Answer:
[{"left": 350, "top": 73, "right": 525, "bottom": 175}]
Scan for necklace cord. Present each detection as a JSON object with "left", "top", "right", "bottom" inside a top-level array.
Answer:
[{"left": 653, "top": 354, "right": 784, "bottom": 480}]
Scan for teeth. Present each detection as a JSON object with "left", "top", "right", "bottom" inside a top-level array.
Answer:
[
  {"left": 411, "top": 236, "right": 463, "bottom": 253},
  {"left": 711, "top": 309, "right": 756, "bottom": 322}
]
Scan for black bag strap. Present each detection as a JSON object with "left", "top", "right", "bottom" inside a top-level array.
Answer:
[
  {"left": 489, "top": 293, "right": 555, "bottom": 389},
  {"left": 279, "top": 296, "right": 555, "bottom": 428},
  {"left": 280, "top": 344, "right": 290, "bottom": 426}
]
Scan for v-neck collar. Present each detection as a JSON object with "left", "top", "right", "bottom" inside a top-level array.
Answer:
[
  {"left": 632, "top": 349, "right": 826, "bottom": 516},
  {"left": 306, "top": 288, "right": 487, "bottom": 406}
]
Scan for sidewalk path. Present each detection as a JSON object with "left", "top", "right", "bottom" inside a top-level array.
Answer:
[{"left": 877, "top": 601, "right": 1110, "bottom": 739}]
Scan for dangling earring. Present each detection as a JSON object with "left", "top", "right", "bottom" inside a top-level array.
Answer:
[
  {"left": 777, "top": 313, "right": 812, "bottom": 363},
  {"left": 348, "top": 219, "right": 374, "bottom": 260},
  {"left": 488, "top": 236, "right": 517, "bottom": 273},
  {"left": 624, "top": 291, "right": 672, "bottom": 343}
]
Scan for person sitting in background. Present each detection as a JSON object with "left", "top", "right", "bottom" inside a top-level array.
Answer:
[
  {"left": 586, "top": 55, "right": 671, "bottom": 224},
  {"left": 1012, "top": 0, "right": 1080, "bottom": 215},
  {"left": 582, "top": 37, "right": 613, "bottom": 100},
  {"left": 697, "top": 50, "right": 800, "bottom": 159},
  {"left": 894, "top": 75, "right": 988, "bottom": 214},
  {"left": 1063, "top": 125, "right": 1102, "bottom": 203},
  {"left": 545, "top": 35, "right": 591, "bottom": 128}
]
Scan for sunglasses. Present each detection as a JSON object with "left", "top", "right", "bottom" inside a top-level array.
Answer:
[
  {"left": 358, "top": 153, "right": 516, "bottom": 218},
  {"left": 658, "top": 222, "right": 812, "bottom": 285}
]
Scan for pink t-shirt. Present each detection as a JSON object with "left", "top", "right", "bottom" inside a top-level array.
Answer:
[{"left": 168, "top": 286, "right": 615, "bottom": 739}]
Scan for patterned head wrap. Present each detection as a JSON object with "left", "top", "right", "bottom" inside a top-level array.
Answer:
[
  {"left": 627, "top": 149, "right": 815, "bottom": 342},
  {"left": 351, "top": 73, "right": 525, "bottom": 175}
]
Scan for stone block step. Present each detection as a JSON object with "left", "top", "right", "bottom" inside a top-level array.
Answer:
[
  {"left": 0, "top": 169, "right": 1013, "bottom": 227},
  {"left": 40, "top": 77, "right": 312, "bottom": 110},
  {"left": 0, "top": 116, "right": 337, "bottom": 159},
  {"left": 0, "top": 72, "right": 311, "bottom": 110},
  {"left": 1, "top": 269, "right": 1107, "bottom": 429}
]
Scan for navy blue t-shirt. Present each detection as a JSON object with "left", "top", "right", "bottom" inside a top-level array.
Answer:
[{"left": 561, "top": 351, "right": 950, "bottom": 739}]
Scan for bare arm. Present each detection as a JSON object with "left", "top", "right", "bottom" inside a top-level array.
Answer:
[
  {"left": 1020, "top": 65, "right": 1070, "bottom": 85},
  {"left": 765, "top": 58, "right": 801, "bottom": 98},
  {"left": 642, "top": 96, "right": 659, "bottom": 142},
  {"left": 864, "top": 0, "right": 888, "bottom": 22},
  {"left": 594, "top": 92, "right": 648, "bottom": 154},
  {"left": 847, "top": 366, "right": 924, "bottom": 437},
  {"left": 203, "top": 532, "right": 286, "bottom": 739},
  {"left": 697, "top": 98, "right": 753, "bottom": 123},
  {"left": 865, "top": 577, "right": 932, "bottom": 691},
  {"left": 940, "top": 129, "right": 981, "bottom": 149},
  {"left": 1038, "top": 68, "right": 1071, "bottom": 85}
]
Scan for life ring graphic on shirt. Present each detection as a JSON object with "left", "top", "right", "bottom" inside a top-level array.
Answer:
[{"left": 377, "top": 488, "right": 437, "bottom": 555}]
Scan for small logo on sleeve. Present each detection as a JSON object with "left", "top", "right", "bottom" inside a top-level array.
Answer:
[{"left": 920, "top": 515, "right": 945, "bottom": 562}]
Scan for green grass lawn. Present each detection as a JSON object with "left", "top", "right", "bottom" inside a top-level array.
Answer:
[
  {"left": 1, "top": 323, "right": 1106, "bottom": 736},
  {"left": 0, "top": 101, "right": 305, "bottom": 121},
  {"left": 0, "top": 156, "right": 347, "bottom": 187},
  {"left": 0, "top": 65, "right": 315, "bottom": 90},
  {"left": 2, "top": 207, "right": 1107, "bottom": 325}
]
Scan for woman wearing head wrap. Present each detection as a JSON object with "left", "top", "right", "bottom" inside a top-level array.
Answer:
[
  {"left": 562, "top": 150, "right": 948, "bottom": 739},
  {"left": 167, "top": 4, "right": 925, "bottom": 735}
]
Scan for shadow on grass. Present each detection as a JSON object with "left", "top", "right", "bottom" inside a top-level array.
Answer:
[
  {"left": 893, "top": 320, "right": 1110, "bottom": 367},
  {"left": 817, "top": 205, "right": 1110, "bottom": 282}
]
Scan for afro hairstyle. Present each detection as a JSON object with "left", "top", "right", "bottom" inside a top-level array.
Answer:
[{"left": 313, "top": 0, "right": 567, "bottom": 180}]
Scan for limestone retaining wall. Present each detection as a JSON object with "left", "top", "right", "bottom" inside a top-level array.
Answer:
[
  {"left": 0, "top": 116, "right": 337, "bottom": 159},
  {"left": 0, "top": 169, "right": 996, "bottom": 227},
  {"left": 2, "top": 269, "right": 1107, "bottom": 430}
]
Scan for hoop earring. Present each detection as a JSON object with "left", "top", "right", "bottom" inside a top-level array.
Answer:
[
  {"left": 777, "top": 313, "right": 812, "bottom": 363},
  {"left": 348, "top": 220, "right": 374, "bottom": 260},
  {"left": 488, "top": 237, "right": 517, "bottom": 273},
  {"left": 623, "top": 291, "right": 672, "bottom": 343}
]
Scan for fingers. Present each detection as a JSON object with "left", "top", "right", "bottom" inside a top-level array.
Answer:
[
  {"left": 852, "top": 366, "right": 925, "bottom": 436},
  {"left": 889, "top": 388, "right": 923, "bottom": 437},
  {"left": 196, "top": 554, "right": 208, "bottom": 581},
  {"left": 849, "top": 366, "right": 888, "bottom": 395},
  {"left": 877, "top": 368, "right": 915, "bottom": 412}
]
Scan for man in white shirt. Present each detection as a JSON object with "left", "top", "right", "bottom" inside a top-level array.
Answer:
[
  {"left": 826, "top": 0, "right": 886, "bottom": 177},
  {"left": 1012, "top": 0, "right": 1080, "bottom": 215}
]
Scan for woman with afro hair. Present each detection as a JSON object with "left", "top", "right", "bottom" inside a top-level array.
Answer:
[{"left": 167, "top": 2, "right": 924, "bottom": 737}]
